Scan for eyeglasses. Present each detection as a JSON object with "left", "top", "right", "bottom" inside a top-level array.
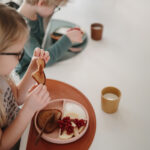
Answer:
[
  {"left": 0, "top": 50, "right": 24, "bottom": 61},
  {"left": 54, "top": 6, "right": 61, "bottom": 13},
  {"left": 50, "top": 6, "right": 61, "bottom": 17}
]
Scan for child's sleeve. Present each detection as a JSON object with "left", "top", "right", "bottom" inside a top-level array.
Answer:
[
  {"left": 24, "top": 35, "right": 41, "bottom": 58},
  {"left": 24, "top": 33, "right": 72, "bottom": 66},
  {"left": 25, "top": 15, "right": 44, "bottom": 58},
  {"left": 45, "top": 35, "right": 72, "bottom": 66}
]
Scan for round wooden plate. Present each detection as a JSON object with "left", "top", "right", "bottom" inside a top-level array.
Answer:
[{"left": 34, "top": 99, "right": 89, "bottom": 144}]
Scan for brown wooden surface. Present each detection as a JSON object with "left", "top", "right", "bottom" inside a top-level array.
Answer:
[{"left": 26, "top": 79, "right": 96, "bottom": 150}]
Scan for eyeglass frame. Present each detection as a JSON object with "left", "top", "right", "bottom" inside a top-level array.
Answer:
[
  {"left": 54, "top": 6, "right": 61, "bottom": 13},
  {"left": 49, "top": 5, "right": 61, "bottom": 17},
  {"left": 0, "top": 50, "right": 24, "bottom": 62}
]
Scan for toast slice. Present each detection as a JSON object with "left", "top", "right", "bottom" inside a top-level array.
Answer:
[
  {"left": 37, "top": 109, "right": 62, "bottom": 133},
  {"left": 32, "top": 58, "right": 46, "bottom": 85},
  {"left": 36, "top": 58, "right": 45, "bottom": 69}
]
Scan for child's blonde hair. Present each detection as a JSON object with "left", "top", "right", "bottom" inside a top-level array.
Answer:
[
  {"left": 0, "top": 3, "right": 28, "bottom": 128},
  {"left": 0, "top": 3, "right": 28, "bottom": 51},
  {"left": 0, "top": 90, "right": 6, "bottom": 128},
  {"left": 25, "top": 0, "right": 69, "bottom": 6}
]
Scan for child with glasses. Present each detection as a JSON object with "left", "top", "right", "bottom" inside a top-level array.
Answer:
[
  {"left": 16, "top": 0, "right": 83, "bottom": 78},
  {"left": 0, "top": 3, "right": 51, "bottom": 149}
]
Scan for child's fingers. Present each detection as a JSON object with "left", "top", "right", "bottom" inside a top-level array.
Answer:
[
  {"left": 67, "top": 27, "right": 83, "bottom": 34},
  {"left": 40, "top": 51, "right": 50, "bottom": 63},
  {"left": 73, "top": 27, "right": 80, "bottom": 31},
  {"left": 39, "top": 85, "right": 47, "bottom": 97},
  {"left": 44, "top": 51, "right": 49, "bottom": 58},
  {"left": 44, "top": 51, "right": 50, "bottom": 63},
  {"left": 79, "top": 36, "right": 83, "bottom": 43},
  {"left": 45, "top": 56, "right": 50, "bottom": 63},
  {"left": 31, "top": 84, "right": 43, "bottom": 94},
  {"left": 28, "top": 84, "right": 38, "bottom": 93},
  {"left": 34, "top": 47, "right": 41, "bottom": 57},
  {"left": 67, "top": 27, "right": 80, "bottom": 32},
  {"left": 39, "top": 49, "right": 45, "bottom": 57},
  {"left": 34, "top": 48, "right": 50, "bottom": 63}
]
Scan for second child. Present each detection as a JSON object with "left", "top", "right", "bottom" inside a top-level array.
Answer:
[{"left": 16, "top": 0, "right": 83, "bottom": 78}]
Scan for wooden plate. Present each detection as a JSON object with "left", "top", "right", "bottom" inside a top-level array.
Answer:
[{"left": 34, "top": 99, "right": 89, "bottom": 144}]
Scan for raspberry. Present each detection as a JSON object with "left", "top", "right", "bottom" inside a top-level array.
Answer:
[
  {"left": 58, "top": 117, "right": 87, "bottom": 135},
  {"left": 73, "top": 119, "right": 87, "bottom": 129},
  {"left": 66, "top": 125, "right": 74, "bottom": 134}
]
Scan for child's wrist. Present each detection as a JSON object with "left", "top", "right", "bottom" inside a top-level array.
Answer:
[
  {"left": 20, "top": 105, "right": 35, "bottom": 120},
  {"left": 64, "top": 34, "right": 73, "bottom": 44}
]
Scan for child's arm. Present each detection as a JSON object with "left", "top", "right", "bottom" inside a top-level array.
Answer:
[
  {"left": 0, "top": 107, "right": 34, "bottom": 150},
  {"left": 25, "top": 29, "right": 82, "bottom": 66},
  {"left": 25, "top": 33, "right": 72, "bottom": 63},
  {"left": 46, "top": 29, "right": 83, "bottom": 66},
  {"left": 16, "top": 48, "right": 50, "bottom": 105},
  {"left": 0, "top": 84, "right": 50, "bottom": 150},
  {"left": 46, "top": 34, "right": 72, "bottom": 65}
]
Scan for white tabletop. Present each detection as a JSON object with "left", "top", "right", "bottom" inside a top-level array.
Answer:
[{"left": 20, "top": 0, "right": 150, "bottom": 149}]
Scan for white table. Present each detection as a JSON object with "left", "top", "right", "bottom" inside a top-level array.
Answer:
[{"left": 20, "top": 0, "right": 150, "bottom": 149}]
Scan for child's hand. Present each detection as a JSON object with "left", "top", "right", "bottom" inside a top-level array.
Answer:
[
  {"left": 33, "top": 48, "right": 50, "bottom": 64},
  {"left": 66, "top": 28, "right": 83, "bottom": 44},
  {"left": 23, "top": 84, "right": 51, "bottom": 114},
  {"left": 30, "top": 48, "right": 50, "bottom": 70}
]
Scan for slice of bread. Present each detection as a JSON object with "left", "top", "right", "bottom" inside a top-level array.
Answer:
[
  {"left": 37, "top": 109, "right": 62, "bottom": 133},
  {"left": 36, "top": 58, "right": 45, "bottom": 68},
  {"left": 32, "top": 58, "right": 46, "bottom": 85}
]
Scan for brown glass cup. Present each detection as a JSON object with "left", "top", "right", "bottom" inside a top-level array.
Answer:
[
  {"left": 91, "top": 23, "right": 103, "bottom": 40},
  {"left": 101, "top": 87, "right": 121, "bottom": 113}
]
